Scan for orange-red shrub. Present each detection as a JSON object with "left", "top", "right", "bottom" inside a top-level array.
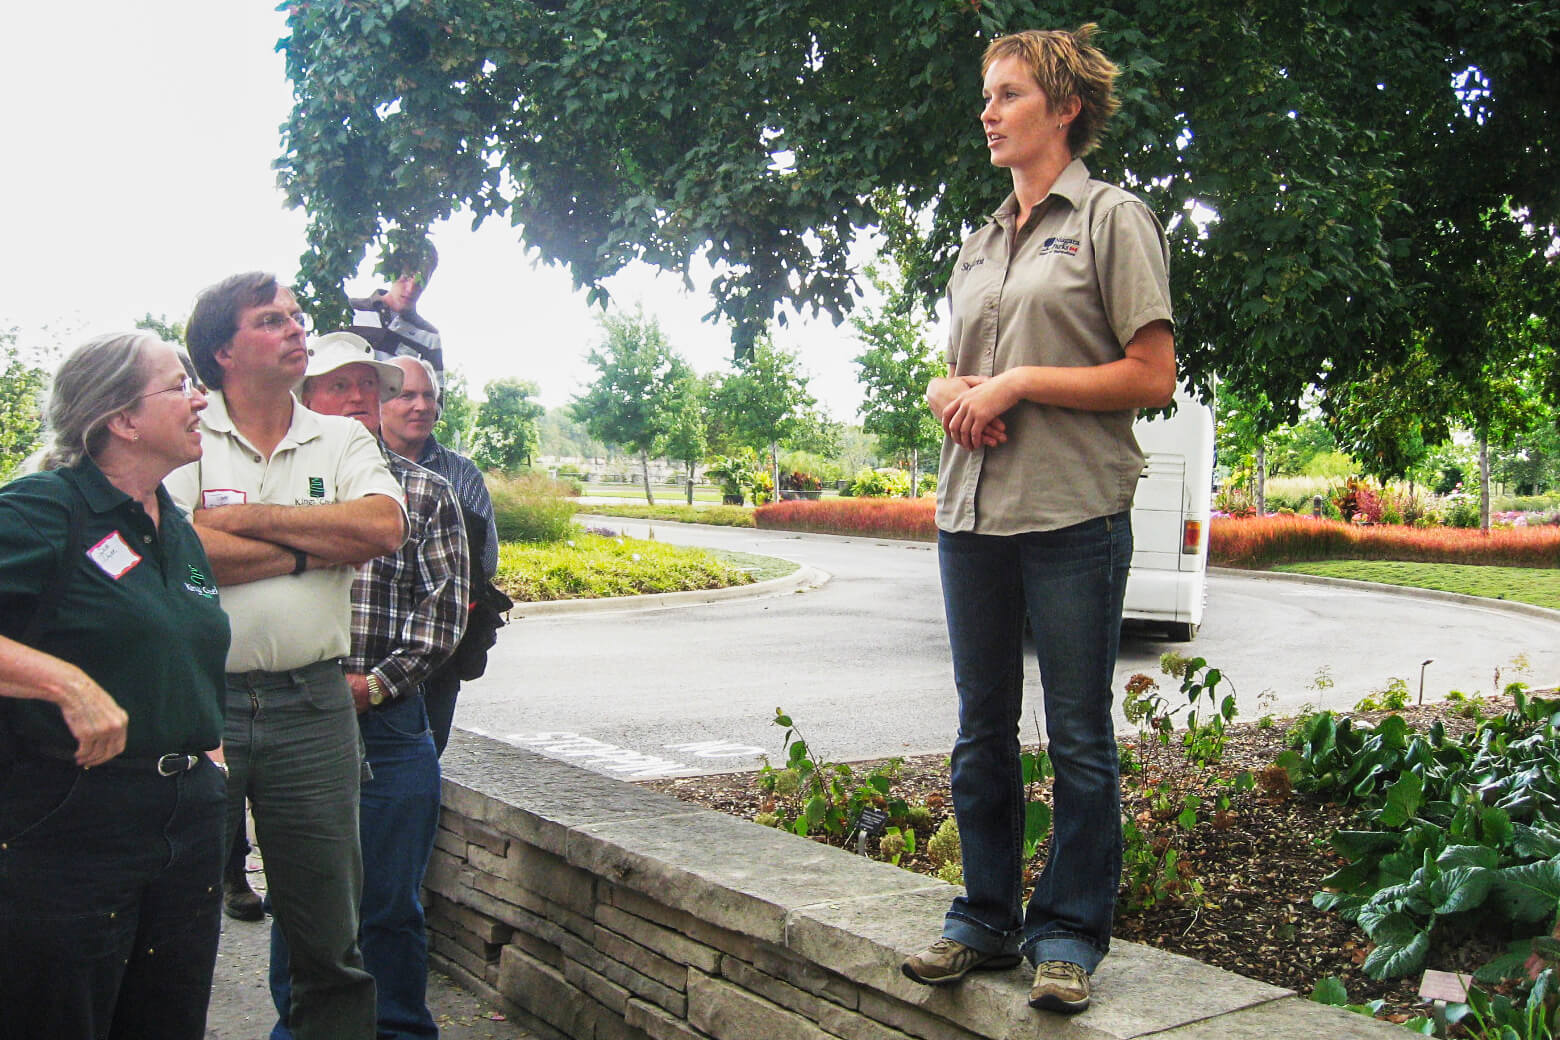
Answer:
[
  {"left": 1211, "top": 515, "right": 1560, "bottom": 569},
  {"left": 754, "top": 498, "right": 936, "bottom": 541}
]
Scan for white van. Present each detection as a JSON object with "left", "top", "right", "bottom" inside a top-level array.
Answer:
[{"left": 1124, "top": 386, "right": 1215, "bottom": 641}]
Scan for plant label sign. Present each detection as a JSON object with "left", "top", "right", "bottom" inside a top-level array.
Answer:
[{"left": 855, "top": 807, "right": 889, "bottom": 837}]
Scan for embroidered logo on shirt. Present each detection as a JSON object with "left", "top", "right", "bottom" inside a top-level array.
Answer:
[
  {"left": 960, "top": 258, "right": 986, "bottom": 272},
  {"left": 1038, "top": 236, "right": 1081, "bottom": 256},
  {"left": 309, "top": 477, "right": 325, "bottom": 498},
  {"left": 87, "top": 531, "right": 142, "bottom": 579},
  {"left": 184, "top": 563, "right": 219, "bottom": 598}
]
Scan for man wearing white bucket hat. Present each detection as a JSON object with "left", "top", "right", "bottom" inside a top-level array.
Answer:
[
  {"left": 266, "top": 329, "right": 470, "bottom": 1040},
  {"left": 168, "top": 277, "right": 408, "bottom": 1040}
]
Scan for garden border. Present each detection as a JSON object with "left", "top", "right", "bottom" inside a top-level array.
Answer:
[
  {"left": 425, "top": 729, "right": 1410, "bottom": 1040},
  {"left": 512, "top": 564, "right": 829, "bottom": 619}
]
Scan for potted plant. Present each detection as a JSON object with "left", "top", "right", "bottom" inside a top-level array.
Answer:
[
  {"left": 704, "top": 456, "right": 751, "bottom": 506},
  {"left": 780, "top": 470, "right": 824, "bottom": 500}
]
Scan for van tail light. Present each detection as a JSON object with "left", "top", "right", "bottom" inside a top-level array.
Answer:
[{"left": 1182, "top": 520, "right": 1203, "bottom": 554}]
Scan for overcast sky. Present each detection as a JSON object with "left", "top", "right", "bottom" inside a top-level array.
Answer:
[{"left": 1, "top": 2, "right": 880, "bottom": 419}]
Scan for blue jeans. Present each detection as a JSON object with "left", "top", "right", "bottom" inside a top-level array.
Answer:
[
  {"left": 271, "top": 691, "right": 442, "bottom": 1040},
  {"left": 937, "top": 514, "right": 1131, "bottom": 974},
  {"left": 0, "top": 754, "right": 226, "bottom": 1039},
  {"left": 226, "top": 661, "right": 376, "bottom": 1040}
]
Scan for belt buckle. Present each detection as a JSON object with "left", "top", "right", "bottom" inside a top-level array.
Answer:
[{"left": 157, "top": 753, "right": 196, "bottom": 776}]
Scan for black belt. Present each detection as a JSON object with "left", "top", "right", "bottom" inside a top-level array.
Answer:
[{"left": 31, "top": 746, "right": 206, "bottom": 775}]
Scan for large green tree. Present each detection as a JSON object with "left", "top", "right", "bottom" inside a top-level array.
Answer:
[
  {"left": 570, "top": 309, "right": 690, "bottom": 504},
  {"left": 277, "top": 0, "right": 1560, "bottom": 422},
  {"left": 852, "top": 263, "right": 943, "bottom": 497},
  {"left": 708, "top": 340, "right": 827, "bottom": 501},
  {"left": 0, "top": 330, "right": 48, "bottom": 482},
  {"left": 471, "top": 378, "right": 544, "bottom": 472}
]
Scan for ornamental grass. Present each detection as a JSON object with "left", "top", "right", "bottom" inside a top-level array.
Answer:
[
  {"left": 1211, "top": 515, "right": 1560, "bottom": 569},
  {"left": 754, "top": 498, "right": 936, "bottom": 541}
]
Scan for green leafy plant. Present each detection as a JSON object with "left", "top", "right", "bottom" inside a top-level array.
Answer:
[
  {"left": 1355, "top": 677, "right": 1411, "bottom": 712},
  {"left": 1289, "top": 690, "right": 1560, "bottom": 982},
  {"left": 1309, "top": 977, "right": 1435, "bottom": 1034},
  {"left": 755, "top": 708, "right": 908, "bottom": 843}
]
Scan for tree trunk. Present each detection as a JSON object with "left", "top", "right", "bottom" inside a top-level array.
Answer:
[
  {"left": 1479, "top": 433, "right": 1490, "bottom": 531},
  {"left": 641, "top": 450, "right": 656, "bottom": 506},
  {"left": 771, "top": 441, "right": 781, "bottom": 507},
  {"left": 908, "top": 447, "right": 919, "bottom": 498},
  {"left": 1255, "top": 440, "right": 1267, "bottom": 516},
  {"left": 685, "top": 460, "right": 695, "bottom": 505}
]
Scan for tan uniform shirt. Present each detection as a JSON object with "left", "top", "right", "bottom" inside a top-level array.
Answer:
[
  {"left": 165, "top": 391, "right": 407, "bottom": 673},
  {"left": 936, "top": 159, "right": 1174, "bottom": 536}
]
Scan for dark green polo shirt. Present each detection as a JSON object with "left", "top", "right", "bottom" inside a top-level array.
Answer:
[{"left": 0, "top": 460, "right": 229, "bottom": 755}]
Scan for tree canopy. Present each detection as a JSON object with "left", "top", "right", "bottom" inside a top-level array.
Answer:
[{"left": 278, "top": 0, "right": 1560, "bottom": 424}]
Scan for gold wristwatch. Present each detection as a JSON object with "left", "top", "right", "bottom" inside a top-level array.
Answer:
[{"left": 366, "top": 674, "right": 388, "bottom": 707}]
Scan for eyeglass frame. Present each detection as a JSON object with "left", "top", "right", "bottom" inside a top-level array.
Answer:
[
  {"left": 247, "top": 310, "right": 313, "bottom": 334},
  {"left": 138, "top": 375, "right": 207, "bottom": 401}
]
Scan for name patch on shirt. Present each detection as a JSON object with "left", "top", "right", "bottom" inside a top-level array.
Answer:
[
  {"left": 87, "top": 531, "right": 142, "bottom": 579},
  {"left": 1038, "top": 236, "right": 1081, "bottom": 257},
  {"left": 202, "top": 488, "right": 247, "bottom": 508}
]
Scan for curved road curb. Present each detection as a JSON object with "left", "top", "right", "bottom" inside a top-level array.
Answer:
[{"left": 510, "top": 562, "right": 830, "bottom": 619}]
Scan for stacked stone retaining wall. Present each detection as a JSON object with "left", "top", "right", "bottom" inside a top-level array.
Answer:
[{"left": 426, "top": 730, "right": 1407, "bottom": 1040}]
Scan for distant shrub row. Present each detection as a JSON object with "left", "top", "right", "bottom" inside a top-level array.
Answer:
[
  {"left": 755, "top": 498, "right": 936, "bottom": 541},
  {"left": 1210, "top": 515, "right": 1560, "bottom": 569}
]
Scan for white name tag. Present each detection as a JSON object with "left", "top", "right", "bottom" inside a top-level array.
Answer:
[
  {"left": 202, "top": 489, "right": 247, "bottom": 508},
  {"left": 87, "top": 531, "right": 142, "bottom": 579}
]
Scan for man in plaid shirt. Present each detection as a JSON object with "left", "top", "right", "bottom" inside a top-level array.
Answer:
[{"left": 275, "top": 331, "right": 470, "bottom": 1040}]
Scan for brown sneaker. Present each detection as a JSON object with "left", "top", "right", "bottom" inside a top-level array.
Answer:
[
  {"left": 1029, "top": 960, "right": 1090, "bottom": 1013},
  {"left": 901, "top": 938, "right": 1021, "bottom": 986}
]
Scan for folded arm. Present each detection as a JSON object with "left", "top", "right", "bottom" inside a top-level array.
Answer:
[{"left": 193, "top": 495, "right": 406, "bottom": 586}]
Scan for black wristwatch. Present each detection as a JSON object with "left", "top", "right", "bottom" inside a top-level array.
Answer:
[{"left": 290, "top": 549, "right": 308, "bottom": 576}]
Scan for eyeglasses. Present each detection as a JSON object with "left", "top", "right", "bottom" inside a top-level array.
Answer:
[
  {"left": 140, "top": 376, "right": 206, "bottom": 401},
  {"left": 249, "top": 311, "right": 313, "bottom": 334}
]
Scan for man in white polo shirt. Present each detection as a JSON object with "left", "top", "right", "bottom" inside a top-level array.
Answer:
[{"left": 167, "top": 271, "right": 407, "bottom": 1040}]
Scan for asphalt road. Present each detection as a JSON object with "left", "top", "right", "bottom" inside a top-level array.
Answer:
[{"left": 458, "top": 519, "right": 1560, "bottom": 779}]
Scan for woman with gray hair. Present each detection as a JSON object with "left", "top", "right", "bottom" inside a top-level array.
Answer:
[{"left": 0, "top": 332, "right": 232, "bottom": 1038}]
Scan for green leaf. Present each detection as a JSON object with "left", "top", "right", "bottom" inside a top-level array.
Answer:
[
  {"left": 1309, "top": 976, "right": 1349, "bottom": 1006},
  {"left": 1429, "top": 866, "right": 1494, "bottom": 915},
  {"left": 1360, "top": 914, "right": 1432, "bottom": 979},
  {"left": 1491, "top": 860, "right": 1560, "bottom": 922},
  {"left": 1378, "top": 772, "right": 1425, "bottom": 828}
]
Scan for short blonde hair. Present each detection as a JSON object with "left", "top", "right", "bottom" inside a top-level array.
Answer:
[{"left": 982, "top": 25, "right": 1121, "bottom": 157}]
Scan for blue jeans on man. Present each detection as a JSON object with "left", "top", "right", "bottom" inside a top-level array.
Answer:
[
  {"left": 270, "top": 690, "right": 442, "bottom": 1039},
  {"left": 937, "top": 513, "right": 1131, "bottom": 973}
]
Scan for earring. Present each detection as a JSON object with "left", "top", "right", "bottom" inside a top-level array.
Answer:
[{"left": 132, "top": 432, "right": 140, "bottom": 441}]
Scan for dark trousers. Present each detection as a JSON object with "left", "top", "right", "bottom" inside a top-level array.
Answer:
[
  {"left": 270, "top": 692, "right": 442, "bottom": 1039},
  {"left": 0, "top": 755, "right": 226, "bottom": 1040},
  {"left": 225, "top": 661, "right": 376, "bottom": 1040}
]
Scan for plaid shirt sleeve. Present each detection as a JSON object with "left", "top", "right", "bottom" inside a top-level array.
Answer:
[{"left": 350, "top": 455, "right": 471, "bottom": 698}]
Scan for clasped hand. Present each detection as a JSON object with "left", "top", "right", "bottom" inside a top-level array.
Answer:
[{"left": 939, "top": 374, "right": 1013, "bottom": 452}]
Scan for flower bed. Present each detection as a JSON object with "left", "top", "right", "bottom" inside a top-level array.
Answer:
[
  {"left": 754, "top": 497, "right": 935, "bottom": 541},
  {"left": 1210, "top": 515, "right": 1560, "bottom": 569}
]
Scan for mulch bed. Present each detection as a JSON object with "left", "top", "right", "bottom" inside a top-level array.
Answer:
[{"left": 645, "top": 696, "right": 1532, "bottom": 1026}]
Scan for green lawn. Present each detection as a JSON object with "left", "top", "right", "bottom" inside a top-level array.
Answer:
[
  {"left": 1274, "top": 560, "right": 1560, "bottom": 611},
  {"left": 576, "top": 483, "right": 728, "bottom": 503}
]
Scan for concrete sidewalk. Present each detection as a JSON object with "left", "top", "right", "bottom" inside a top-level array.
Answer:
[{"left": 205, "top": 861, "right": 533, "bottom": 1040}]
